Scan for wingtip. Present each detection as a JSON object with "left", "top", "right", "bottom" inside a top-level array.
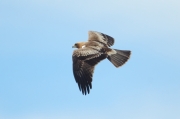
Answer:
[{"left": 77, "top": 82, "right": 91, "bottom": 95}]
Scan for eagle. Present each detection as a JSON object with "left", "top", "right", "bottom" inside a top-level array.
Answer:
[{"left": 72, "top": 31, "right": 131, "bottom": 95}]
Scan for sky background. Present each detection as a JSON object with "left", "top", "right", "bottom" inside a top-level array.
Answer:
[{"left": 0, "top": 0, "right": 180, "bottom": 119}]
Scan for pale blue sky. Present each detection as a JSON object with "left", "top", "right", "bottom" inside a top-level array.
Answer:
[{"left": 0, "top": 0, "right": 180, "bottom": 119}]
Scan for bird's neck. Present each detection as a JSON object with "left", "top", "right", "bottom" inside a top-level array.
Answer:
[{"left": 77, "top": 42, "right": 87, "bottom": 48}]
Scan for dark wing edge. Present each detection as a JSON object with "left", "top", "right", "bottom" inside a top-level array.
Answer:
[
  {"left": 88, "top": 31, "right": 115, "bottom": 47},
  {"left": 100, "top": 32, "right": 114, "bottom": 47},
  {"left": 72, "top": 54, "right": 108, "bottom": 95},
  {"left": 73, "top": 56, "right": 93, "bottom": 95}
]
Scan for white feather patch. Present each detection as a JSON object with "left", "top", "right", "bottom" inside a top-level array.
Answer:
[
  {"left": 82, "top": 45, "right": 85, "bottom": 48},
  {"left": 107, "top": 49, "right": 117, "bottom": 55}
]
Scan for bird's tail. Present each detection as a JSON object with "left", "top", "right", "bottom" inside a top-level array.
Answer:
[{"left": 107, "top": 49, "right": 131, "bottom": 68}]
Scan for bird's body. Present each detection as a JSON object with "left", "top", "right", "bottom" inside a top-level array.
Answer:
[{"left": 72, "top": 31, "right": 131, "bottom": 95}]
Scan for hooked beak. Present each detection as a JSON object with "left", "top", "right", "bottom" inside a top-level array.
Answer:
[{"left": 72, "top": 45, "right": 77, "bottom": 48}]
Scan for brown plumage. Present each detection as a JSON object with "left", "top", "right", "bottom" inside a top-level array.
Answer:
[{"left": 72, "top": 31, "right": 131, "bottom": 95}]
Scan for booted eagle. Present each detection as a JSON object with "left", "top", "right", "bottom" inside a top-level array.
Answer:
[{"left": 72, "top": 31, "right": 131, "bottom": 95}]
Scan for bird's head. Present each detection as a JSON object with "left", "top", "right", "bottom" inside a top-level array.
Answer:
[{"left": 72, "top": 42, "right": 86, "bottom": 49}]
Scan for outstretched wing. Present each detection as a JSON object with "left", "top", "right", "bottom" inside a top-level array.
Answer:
[
  {"left": 88, "top": 31, "right": 114, "bottom": 47},
  {"left": 73, "top": 48, "right": 107, "bottom": 95},
  {"left": 73, "top": 57, "right": 93, "bottom": 95}
]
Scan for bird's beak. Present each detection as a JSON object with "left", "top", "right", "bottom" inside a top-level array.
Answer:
[{"left": 72, "top": 45, "right": 77, "bottom": 48}]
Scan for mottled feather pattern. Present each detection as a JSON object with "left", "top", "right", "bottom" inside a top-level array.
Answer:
[
  {"left": 74, "top": 54, "right": 107, "bottom": 94},
  {"left": 101, "top": 33, "right": 114, "bottom": 47},
  {"left": 72, "top": 31, "right": 131, "bottom": 95},
  {"left": 73, "top": 57, "right": 93, "bottom": 95},
  {"left": 88, "top": 31, "right": 115, "bottom": 47},
  {"left": 73, "top": 47, "right": 99, "bottom": 57}
]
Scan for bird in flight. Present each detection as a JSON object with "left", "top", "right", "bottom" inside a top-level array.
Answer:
[{"left": 72, "top": 31, "right": 131, "bottom": 95}]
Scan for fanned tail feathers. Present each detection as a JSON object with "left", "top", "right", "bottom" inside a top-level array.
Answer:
[{"left": 107, "top": 49, "right": 131, "bottom": 68}]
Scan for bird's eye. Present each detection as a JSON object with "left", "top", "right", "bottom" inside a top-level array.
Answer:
[{"left": 75, "top": 43, "right": 77, "bottom": 46}]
